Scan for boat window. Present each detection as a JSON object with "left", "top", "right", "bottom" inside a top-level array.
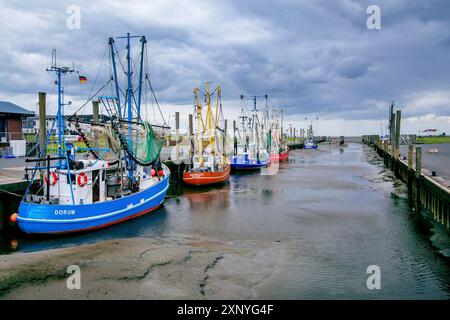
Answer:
[{"left": 67, "top": 173, "right": 76, "bottom": 184}]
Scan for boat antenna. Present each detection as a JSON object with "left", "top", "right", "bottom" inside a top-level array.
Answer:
[{"left": 46, "top": 49, "right": 77, "bottom": 204}]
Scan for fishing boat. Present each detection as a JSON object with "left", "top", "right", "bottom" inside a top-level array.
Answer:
[
  {"left": 271, "top": 147, "right": 290, "bottom": 161},
  {"left": 269, "top": 108, "right": 289, "bottom": 162},
  {"left": 303, "top": 138, "right": 318, "bottom": 149},
  {"left": 231, "top": 95, "right": 270, "bottom": 170},
  {"left": 303, "top": 118, "right": 318, "bottom": 149},
  {"left": 15, "top": 33, "right": 170, "bottom": 234},
  {"left": 183, "top": 82, "right": 230, "bottom": 186}
]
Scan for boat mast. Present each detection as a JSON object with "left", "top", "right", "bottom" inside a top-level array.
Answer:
[
  {"left": 264, "top": 95, "right": 270, "bottom": 151},
  {"left": 239, "top": 95, "right": 247, "bottom": 152},
  {"left": 114, "top": 33, "right": 146, "bottom": 180},
  {"left": 194, "top": 87, "right": 203, "bottom": 164},
  {"left": 126, "top": 33, "right": 133, "bottom": 180},
  {"left": 46, "top": 51, "right": 76, "bottom": 204},
  {"left": 205, "top": 82, "right": 214, "bottom": 147},
  {"left": 137, "top": 36, "right": 146, "bottom": 121},
  {"left": 252, "top": 96, "right": 257, "bottom": 149},
  {"left": 108, "top": 38, "right": 122, "bottom": 118},
  {"left": 280, "top": 109, "right": 284, "bottom": 146},
  {"left": 214, "top": 86, "right": 221, "bottom": 157}
]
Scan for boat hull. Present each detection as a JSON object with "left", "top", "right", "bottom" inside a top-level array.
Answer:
[
  {"left": 183, "top": 164, "right": 231, "bottom": 186},
  {"left": 270, "top": 150, "right": 289, "bottom": 162},
  {"left": 303, "top": 145, "right": 318, "bottom": 149},
  {"left": 17, "top": 171, "right": 170, "bottom": 234},
  {"left": 230, "top": 158, "right": 270, "bottom": 170}
]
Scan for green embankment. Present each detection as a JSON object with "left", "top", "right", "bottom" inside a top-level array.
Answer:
[{"left": 416, "top": 136, "right": 450, "bottom": 144}]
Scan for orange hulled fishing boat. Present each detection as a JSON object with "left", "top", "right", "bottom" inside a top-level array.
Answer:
[{"left": 183, "top": 82, "right": 230, "bottom": 186}]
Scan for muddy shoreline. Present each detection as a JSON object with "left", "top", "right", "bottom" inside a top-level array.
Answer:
[{"left": 0, "top": 235, "right": 289, "bottom": 299}]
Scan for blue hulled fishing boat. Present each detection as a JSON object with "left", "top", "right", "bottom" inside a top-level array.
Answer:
[
  {"left": 231, "top": 95, "right": 270, "bottom": 170},
  {"left": 15, "top": 33, "right": 170, "bottom": 234},
  {"left": 303, "top": 119, "right": 318, "bottom": 149}
]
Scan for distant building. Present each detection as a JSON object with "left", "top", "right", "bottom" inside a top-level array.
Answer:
[
  {"left": 0, "top": 101, "right": 34, "bottom": 142},
  {"left": 22, "top": 114, "right": 111, "bottom": 135}
]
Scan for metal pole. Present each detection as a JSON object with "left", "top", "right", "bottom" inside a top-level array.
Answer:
[
  {"left": 39, "top": 92, "right": 47, "bottom": 158},
  {"left": 233, "top": 120, "right": 237, "bottom": 156}
]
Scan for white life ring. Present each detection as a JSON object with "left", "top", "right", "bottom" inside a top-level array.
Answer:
[
  {"left": 44, "top": 172, "right": 58, "bottom": 186},
  {"left": 77, "top": 172, "right": 88, "bottom": 187}
]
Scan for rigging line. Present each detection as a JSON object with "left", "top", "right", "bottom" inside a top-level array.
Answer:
[
  {"left": 144, "top": 46, "right": 167, "bottom": 126},
  {"left": 145, "top": 75, "right": 166, "bottom": 126},
  {"left": 143, "top": 47, "right": 156, "bottom": 124},
  {"left": 150, "top": 80, "right": 157, "bottom": 124},
  {"left": 67, "top": 78, "right": 113, "bottom": 121},
  {"left": 86, "top": 44, "right": 108, "bottom": 101},
  {"left": 115, "top": 47, "right": 127, "bottom": 75}
]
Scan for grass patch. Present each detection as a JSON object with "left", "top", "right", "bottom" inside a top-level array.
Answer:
[{"left": 416, "top": 136, "right": 450, "bottom": 144}]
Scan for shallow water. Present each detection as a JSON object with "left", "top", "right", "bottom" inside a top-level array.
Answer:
[{"left": 1, "top": 142, "right": 450, "bottom": 299}]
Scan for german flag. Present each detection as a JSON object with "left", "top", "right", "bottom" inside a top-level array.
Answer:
[{"left": 79, "top": 75, "right": 87, "bottom": 84}]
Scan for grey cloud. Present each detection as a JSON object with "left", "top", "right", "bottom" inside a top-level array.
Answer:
[
  {"left": 337, "top": 57, "right": 371, "bottom": 79},
  {"left": 0, "top": 0, "right": 449, "bottom": 130}
]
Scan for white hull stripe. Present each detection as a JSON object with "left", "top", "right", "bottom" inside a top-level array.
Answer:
[
  {"left": 183, "top": 173, "right": 228, "bottom": 180},
  {"left": 17, "top": 184, "right": 169, "bottom": 224}
]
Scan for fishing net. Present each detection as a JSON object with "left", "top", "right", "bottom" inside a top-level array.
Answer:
[
  {"left": 115, "top": 121, "right": 163, "bottom": 165},
  {"left": 74, "top": 121, "right": 120, "bottom": 162}
]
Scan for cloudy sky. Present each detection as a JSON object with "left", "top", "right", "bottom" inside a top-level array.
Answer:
[{"left": 0, "top": 0, "right": 449, "bottom": 135}]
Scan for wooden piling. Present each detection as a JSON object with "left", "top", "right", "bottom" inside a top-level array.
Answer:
[
  {"left": 415, "top": 146, "right": 422, "bottom": 214},
  {"left": 394, "top": 110, "right": 401, "bottom": 177},
  {"left": 188, "top": 114, "right": 193, "bottom": 161},
  {"left": 364, "top": 134, "right": 449, "bottom": 229},
  {"left": 92, "top": 100, "right": 99, "bottom": 142},
  {"left": 394, "top": 110, "right": 401, "bottom": 160},
  {"left": 92, "top": 100, "right": 99, "bottom": 124},
  {"left": 188, "top": 114, "right": 193, "bottom": 134},
  {"left": 407, "top": 145, "right": 413, "bottom": 169},
  {"left": 407, "top": 144, "right": 414, "bottom": 208},
  {"left": 383, "top": 140, "right": 388, "bottom": 166},
  {"left": 175, "top": 112, "right": 180, "bottom": 162},
  {"left": 390, "top": 112, "right": 396, "bottom": 171}
]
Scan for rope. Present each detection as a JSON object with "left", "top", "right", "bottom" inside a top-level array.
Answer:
[
  {"left": 145, "top": 45, "right": 167, "bottom": 126},
  {"left": 67, "top": 78, "right": 113, "bottom": 122},
  {"left": 0, "top": 188, "right": 24, "bottom": 198}
]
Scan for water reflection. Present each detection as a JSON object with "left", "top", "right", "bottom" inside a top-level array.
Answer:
[
  {"left": 183, "top": 183, "right": 231, "bottom": 212},
  {"left": 1, "top": 143, "right": 450, "bottom": 299}
]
